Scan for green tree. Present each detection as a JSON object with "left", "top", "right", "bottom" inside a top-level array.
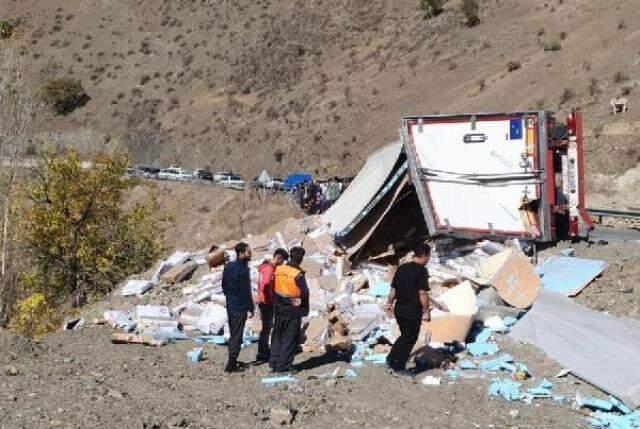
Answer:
[
  {"left": 19, "top": 148, "right": 164, "bottom": 310},
  {"left": 40, "top": 78, "right": 89, "bottom": 115}
]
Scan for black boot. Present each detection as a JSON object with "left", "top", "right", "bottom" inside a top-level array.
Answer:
[
  {"left": 225, "top": 358, "right": 246, "bottom": 373},
  {"left": 224, "top": 358, "right": 237, "bottom": 373}
]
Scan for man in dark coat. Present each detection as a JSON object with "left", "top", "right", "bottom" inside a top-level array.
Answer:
[{"left": 221, "top": 242, "right": 254, "bottom": 373}]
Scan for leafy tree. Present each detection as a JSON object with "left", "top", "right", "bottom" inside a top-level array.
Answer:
[
  {"left": 19, "top": 148, "right": 164, "bottom": 310},
  {"left": 419, "top": 0, "right": 445, "bottom": 18},
  {"left": 40, "top": 78, "right": 89, "bottom": 115}
]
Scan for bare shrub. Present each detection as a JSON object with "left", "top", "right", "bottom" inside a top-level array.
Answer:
[
  {"left": 544, "top": 40, "right": 562, "bottom": 51},
  {"left": 613, "top": 71, "right": 629, "bottom": 83},
  {"left": 460, "top": 0, "right": 480, "bottom": 27},
  {"left": 559, "top": 87, "right": 575, "bottom": 105},
  {"left": 507, "top": 61, "right": 521, "bottom": 72},
  {"left": 588, "top": 78, "right": 601, "bottom": 96},
  {"left": 0, "top": 21, "right": 14, "bottom": 39},
  {"left": 419, "top": 0, "right": 444, "bottom": 18}
]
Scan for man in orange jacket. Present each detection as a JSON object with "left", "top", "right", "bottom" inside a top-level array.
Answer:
[
  {"left": 255, "top": 248, "right": 289, "bottom": 362},
  {"left": 269, "top": 246, "right": 309, "bottom": 373}
]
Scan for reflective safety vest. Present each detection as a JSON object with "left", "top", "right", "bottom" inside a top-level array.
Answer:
[{"left": 274, "top": 265, "right": 302, "bottom": 298}]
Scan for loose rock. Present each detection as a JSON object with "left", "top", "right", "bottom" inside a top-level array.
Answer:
[{"left": 270, "top": 406, "right": 294, "bottom": 426}]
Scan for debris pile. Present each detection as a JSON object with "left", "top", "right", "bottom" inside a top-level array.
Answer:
[
  {"left": 96, "top": 215, "right": 640, "bottom": 425},
  {"left": 102, "top": 216, "right": 540, "bottom": 356}
]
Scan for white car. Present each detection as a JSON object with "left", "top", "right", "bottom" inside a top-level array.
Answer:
[
  {"left": 213, "top": 171, "right": 233, "bottom": 182},
  {"left": 158, "top": 168, "right": 193, "bottom": 181},
  {"left": 218, "top": 174, "right": 245, "bottom": 190},
  {"left": 264, "top": 178, "right": 284, "bottom": 191}
]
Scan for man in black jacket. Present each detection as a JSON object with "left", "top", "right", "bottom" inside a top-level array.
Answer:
[
  {"left": 221, "top": 242, "right": 254, "bottom": 373},
  {"left": 385, "top": 242, "right": 431, "bottom": 379}
]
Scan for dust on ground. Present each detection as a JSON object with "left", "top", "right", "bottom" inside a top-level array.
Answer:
[{"left": 0, "top": 327, "right": 595, "bottom": 429}]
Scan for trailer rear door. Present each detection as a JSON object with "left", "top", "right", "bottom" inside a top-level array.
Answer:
[{"left": 403, "top": 112, "right": 550, "bottom": 241}]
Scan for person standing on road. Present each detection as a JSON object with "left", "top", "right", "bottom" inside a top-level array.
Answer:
[
  {"left": 385, "top": 242, "right": 431, "bottom": 378},
  {"left": 325, "top": 177, "right": 340, "bottom": 209},
  {"left": 270, "top": 246, "right": 309, "bottom": 373},
  {"left": 221, "top": 242, "right": 254, "bottom": 373},
  {"left": 255, "top": 248, "right": 289, "bottom": 363}
]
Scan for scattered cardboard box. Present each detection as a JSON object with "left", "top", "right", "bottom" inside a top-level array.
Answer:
[
  {"left": 161, "top": 261, "right": 198, "bottom": 284},
  {"left": 423, "top": 314, "right": 474, "bottom": 343},
  {"left": 318, "top": 274, "right": 338, "bottom": 292},
  {"left": 111, "top": 333, "right": 167, "bottom": 347},
  {"left": 301, "top": 259, "right": 323, "bottom": 279},
  {"left": 491, "top": 252, "right": 541, "bottom": 309}
]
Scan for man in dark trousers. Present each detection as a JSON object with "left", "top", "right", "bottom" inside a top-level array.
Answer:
[
  {"left": 255, "top": 248, "right": 289, "bottom": 362},
  {"left": 270, "top": 246, "right": 309, "bottom": 373},
  {"left": 221, "top": 242, "right": 254, "bottom": 373},
  {"left": 385, "top": 242, "right": 431, "bottom": 378}
]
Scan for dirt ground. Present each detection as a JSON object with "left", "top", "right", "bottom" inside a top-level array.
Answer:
[
  {"left": 2, "top": 238, "right": 638, "bottom": 429},
  {"left": 0, "top": 327, "right": 598, "bottom": 429}
]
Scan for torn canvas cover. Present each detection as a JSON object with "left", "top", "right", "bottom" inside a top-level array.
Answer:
[{"left": 323, "top": 142, "right": 403, "bottom": 236}]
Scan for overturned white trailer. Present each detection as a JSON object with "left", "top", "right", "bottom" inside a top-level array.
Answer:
[{"left": 324, "top": 109, "right": 594, "bottom": 258}]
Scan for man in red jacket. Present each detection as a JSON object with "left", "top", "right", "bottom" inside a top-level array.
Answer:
[{"left": 255, "top": 248, "right": 289, "bottom": 362}]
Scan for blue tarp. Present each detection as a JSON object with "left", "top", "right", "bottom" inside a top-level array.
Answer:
[
  {"left": 284, "top": 173, "right": 313, "bottom": 191},
  {"left": 467, "top": 342, "right": 499, "bottom": 357},
  {"left": 367, "top": 280, "right": 391, "bottom": 297},
  {"left": 537, "top": 256, "right": 607, "bottom": 296}
]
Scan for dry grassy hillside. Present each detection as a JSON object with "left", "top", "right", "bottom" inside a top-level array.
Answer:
[
  {"left": 2, "top": 0, "right": 640, "bottom": 195},
  {"left": 124, "top": 180, "right": 302, "bottom": 250}
]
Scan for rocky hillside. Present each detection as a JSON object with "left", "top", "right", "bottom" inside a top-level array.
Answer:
[{"left": 3, "top": 0, "right": 640, "bottom": 185}]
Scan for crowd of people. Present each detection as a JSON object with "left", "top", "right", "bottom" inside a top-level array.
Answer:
[
  {"left": 292, "top": 178, "right": 345, "bottom": 215},
  {"left": 220, "top": 241, "right": 432, "bottom": 379}
]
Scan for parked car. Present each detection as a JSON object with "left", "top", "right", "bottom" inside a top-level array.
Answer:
[
  {"left": 138, "top": 166, "right": 160, "bottom": 178},
  {"left": 194, "top": 169, "right": 214, "bottom": 181},
  {"left": 158, "top": 167, "right": 192, "bottom": 181},
  {"left": 218, "top": 174, "right": 245, "bottom": 190},
  {"left": 125, "top": 167, "right": 143, "bottom": 177},
  {"left": 252, "top": 176, "right": 284, "bottom": 191},
  {"left": 266, "top": 177, "right": 284, "bottom": 191},
  {"left": 213, "top": 171, "right": 233, "bottom": 182}
]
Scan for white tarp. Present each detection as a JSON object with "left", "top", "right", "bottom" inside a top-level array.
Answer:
[
  {"left": 509, "top": 290, "right": 640, "bottom": 408},
  {"left": 323, "top": 142, "right": 403, "bottom": 235},
  {"left": 258, "top": 170, "right": 271, "bottom": 184}
]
